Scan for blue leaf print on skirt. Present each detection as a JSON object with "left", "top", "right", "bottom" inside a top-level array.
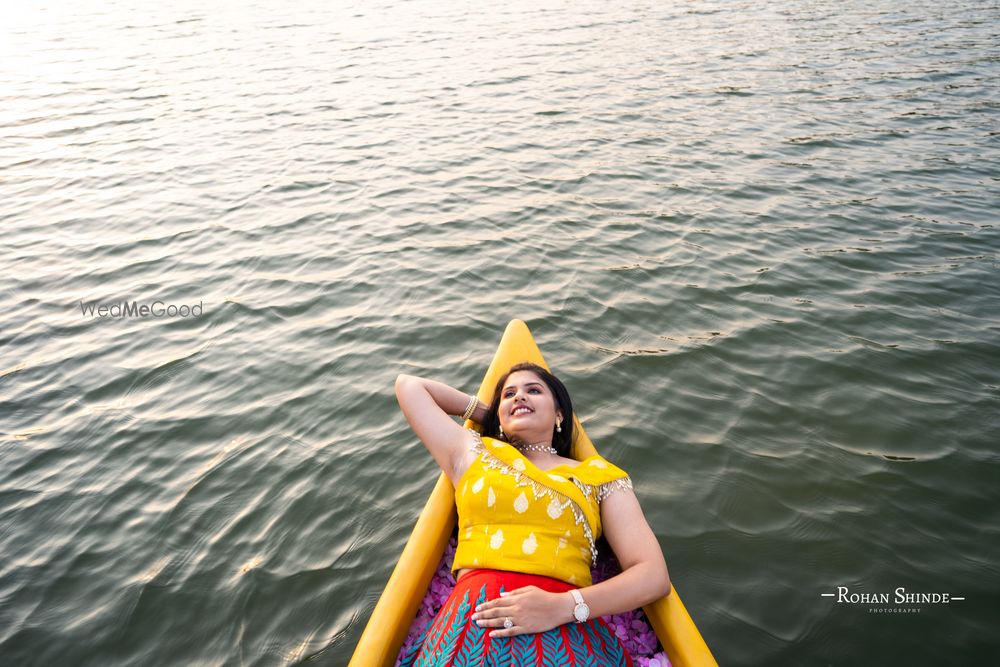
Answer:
[
  {"left": 453, "top": 585, "right": 489, "bottom": 667},
  {"left": 540, "top": 628, "right": 572, "bottom": 667},
  {"left": 415, "top": 595, "right": 460, "bottom": 667},
  {"left": 592, "top": 619, "right": 626, "bottom": 665},
  {"left": 485, "top": 634, "right": 513, "bottom": 667},
  {"left": 511, "top": 633, "right": 538, "bottom": 667},
  {"left": 566, "top": 624, "right": 598, "bottom": 667},
  {"left": 431, "top": 590, "right": 474, "bottom": 667}
]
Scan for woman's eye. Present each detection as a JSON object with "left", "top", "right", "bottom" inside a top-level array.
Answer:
[{"left": 504, "top": 388, "right": 541, "bottom": 397}]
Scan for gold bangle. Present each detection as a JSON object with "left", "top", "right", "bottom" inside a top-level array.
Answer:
[{"left": 461, "top": 394, "right": 478, "bottom": 420}]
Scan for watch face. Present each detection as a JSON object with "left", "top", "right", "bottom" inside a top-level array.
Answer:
[{"left": 574, "top": 603, "right": 589, "bottom": 622}]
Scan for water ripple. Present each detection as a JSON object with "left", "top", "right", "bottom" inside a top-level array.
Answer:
[{"left": 1, "top": 0, "right": 998, "bottom": 664}]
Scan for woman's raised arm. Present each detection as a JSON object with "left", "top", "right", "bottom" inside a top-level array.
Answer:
[{"left": 394, "top": 374, "right": 487, "bottom": 484}]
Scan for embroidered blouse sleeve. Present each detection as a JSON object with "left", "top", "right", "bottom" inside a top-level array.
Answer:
[
  {"left": 579, "top": 455, "right": 632, "bottom": 504},
  {"left": 596, "top": 473, "right": 634, "bottom": 503},
  {"left": 590, "top": 457, "right": 634, "bottom": 503}
]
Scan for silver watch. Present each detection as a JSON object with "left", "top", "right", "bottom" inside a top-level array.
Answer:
[{"left": 570, "top": 589, "right": 590, "bottom": 623}]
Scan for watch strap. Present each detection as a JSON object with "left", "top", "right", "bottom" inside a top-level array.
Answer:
[{"left": 570, "top": 588, "right": 589, "bottom": 623}]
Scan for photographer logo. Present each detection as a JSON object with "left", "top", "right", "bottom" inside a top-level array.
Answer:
[{"left": 821, "top": 586, "right": 965, "bottom": 614}]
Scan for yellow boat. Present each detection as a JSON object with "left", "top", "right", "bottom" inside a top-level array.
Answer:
[{"left": 350, "top": 319, "right": 717, "bottom": 666}]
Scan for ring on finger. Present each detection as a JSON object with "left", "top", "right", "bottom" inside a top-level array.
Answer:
[{"left": 503, "top": 617, "right": 513, "bottom": 629}]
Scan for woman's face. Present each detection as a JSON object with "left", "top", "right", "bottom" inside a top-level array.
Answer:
[{"left": 497, "top": 370, "right": 562, "bottom": 442}]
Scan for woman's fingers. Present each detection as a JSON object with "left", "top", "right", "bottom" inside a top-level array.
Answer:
[
  {"left": 474, "top": 608, "right": 521, "bottom": 638},
  {"left": 473, "top": 591, "right": 519, "bottom": 615},
  {"left": 475, "top": 585, "right": 529, "bottom": 610},
  {"left": 474, "top": 614, "right": 507, "bottom": 628},
  {"left": 488, "top": 624, "right": 518, "bottom": 639},
  {"left": 471, "top": 601, "right": 513, "bottom": 622}
]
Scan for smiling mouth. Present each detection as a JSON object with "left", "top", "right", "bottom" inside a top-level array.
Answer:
[{"left": 511, "top": 407, "right": 533, "bottom": 417}]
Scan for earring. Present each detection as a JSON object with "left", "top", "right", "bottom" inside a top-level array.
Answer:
[
  {"left": 499, "top": 425, "right": 504, "bottom": 438},
  {"left": 556, "top": 420, "right": 562, "bottom": 433}
]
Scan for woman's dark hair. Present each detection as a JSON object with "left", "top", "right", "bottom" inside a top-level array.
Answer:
[{"left": 480, "top": 362, "right": 575, "bottom": 458}]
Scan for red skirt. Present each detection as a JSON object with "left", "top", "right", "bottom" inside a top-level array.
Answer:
[{"left": 399, "top": 568, "right": 634, "bottom": 667}]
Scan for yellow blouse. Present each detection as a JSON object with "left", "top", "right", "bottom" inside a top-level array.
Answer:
[{"left": 451, "top": 428, "right": 634, "bottom": 587}]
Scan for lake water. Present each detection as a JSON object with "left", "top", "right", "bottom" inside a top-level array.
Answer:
[{"left": 1, "top": 0, "right": 998, "bottom": 664}]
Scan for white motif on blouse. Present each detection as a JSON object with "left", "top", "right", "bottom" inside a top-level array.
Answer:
[
  {"left": 522, "top": 532, "right": 538, "bottom": 554},
  {"left": 547, "top": 497, "right": 564, "bottom": 519},
  {"left": 490, "top": 528, "right": 504, "bottom": 549},
  {"left": 513, "top": 491, "right": 529, "bottom": 513}
]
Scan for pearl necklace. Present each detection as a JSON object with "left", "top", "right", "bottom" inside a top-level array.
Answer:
[{"left": 515, "top": 441, "right": 557, "bottom": 454}]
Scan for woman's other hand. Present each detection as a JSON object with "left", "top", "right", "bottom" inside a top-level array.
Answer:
[{"left": 469, "top": 585, "right": 572, "bottom": 637}]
